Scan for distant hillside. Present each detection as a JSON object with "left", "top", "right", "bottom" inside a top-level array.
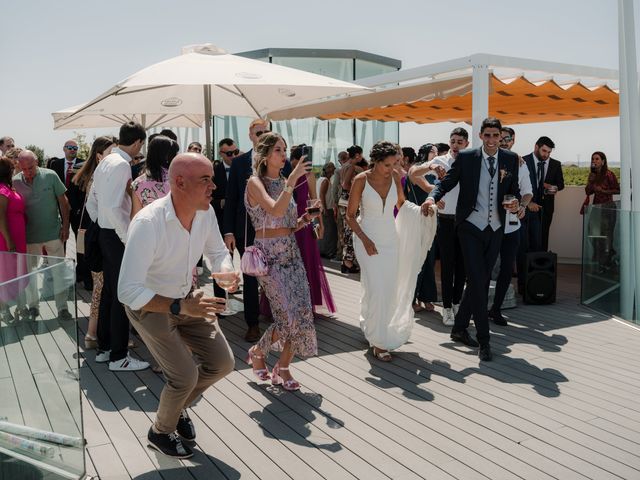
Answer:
[{"left": 564, "top": 166, "right": 621, "bottom": 186}]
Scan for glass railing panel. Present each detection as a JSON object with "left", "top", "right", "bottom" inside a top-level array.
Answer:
[{"left": 0, "top": 251, "right": 84, "bottom": 480}]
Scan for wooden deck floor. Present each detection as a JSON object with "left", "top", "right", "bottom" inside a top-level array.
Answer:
[{"left": 6, "top": 262, "right": 640, "bottom": 480}]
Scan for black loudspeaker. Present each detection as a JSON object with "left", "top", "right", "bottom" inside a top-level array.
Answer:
[{"left": 524, "top": 252, "right": 557, "bottom": 304}]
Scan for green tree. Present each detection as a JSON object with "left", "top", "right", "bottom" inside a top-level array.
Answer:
[
  {"left": 74, "top": 132, "right": 92, "bottom": 160},
  {"left": 24, "top": 144, "right": 46, "bottom": 167}
]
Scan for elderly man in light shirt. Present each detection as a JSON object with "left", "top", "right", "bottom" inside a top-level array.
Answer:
[
  {"left": 118, "top": 153, "right": 238, "bottom": 459},
  {"left": 86, "top": 121, "right": 148, "bottom": 372},
  {"left": 409, "top": 127, "right": 469, "bottom": 327}
]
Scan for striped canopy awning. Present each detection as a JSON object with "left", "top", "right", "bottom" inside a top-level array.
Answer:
[{"left": 268, "top": 72, "right": 619, "bottom": 125}]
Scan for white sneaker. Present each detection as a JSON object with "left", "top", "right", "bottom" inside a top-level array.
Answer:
[
  {"left": 109, "top": 355, "right": 149, "bottom": 372},
  {"left": 95, "top": 350, "right": 111, "bottom": 363},
  {"left": 452, "top": 304, "right": 460, "bottom": 316},
  {"left": 442, "top": 308, "right": 455, "bottom": 327}
]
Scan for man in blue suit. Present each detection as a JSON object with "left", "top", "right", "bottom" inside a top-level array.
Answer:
[
  {"left": 422, "top": 117, "right": 520, "bottom": 361},
  {"left": 223, "top": 120, "right": 291, "bottom": 342}
]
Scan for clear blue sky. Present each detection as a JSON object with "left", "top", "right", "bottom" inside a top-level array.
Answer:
[{"left": 0, "top": 0, "right": 629, "bottom": 164}]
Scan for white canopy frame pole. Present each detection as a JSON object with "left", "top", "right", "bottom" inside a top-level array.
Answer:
[
  {"left": 471, "top": 63, "right": 489, "bottom": 148},
  {"left": 619, "top": 0, "right": 640, "bottom": 320},
  {"left": 204, "top": 84, "right": 213, "bottom": 159}
]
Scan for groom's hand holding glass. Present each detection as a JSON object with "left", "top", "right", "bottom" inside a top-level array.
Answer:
[{"left": 502, "top": 194, "right": 519, "bottom": 213}]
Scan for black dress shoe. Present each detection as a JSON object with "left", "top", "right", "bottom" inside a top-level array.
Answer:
[
  {"left": 244, "top": 325, "right": 261, "bottom": 343},
  {"left": 488, "top": 310, "right": 508, "bottom": 326},
  {"left": 478, "top": 344, "right": 493, "bottom": 361},
  {"left": 147, "top": 428, "right": 193, "bottom": 459},
  {"left": 450, "top": 329, "right": 479, "bottom": 348},
  {"left": 177, "top": 410, "right": 196, "bottom": 441}
]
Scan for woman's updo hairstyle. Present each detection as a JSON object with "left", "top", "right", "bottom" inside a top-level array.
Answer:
[
  {"left": 253, "top": 132, "right": 285, "bottom": 177},
  {"left": 369, "top": 141, "right": 398, "bottom": 164}
]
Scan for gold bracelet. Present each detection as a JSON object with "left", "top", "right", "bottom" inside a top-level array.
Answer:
[{"left": 284, "top": 184, "right": 294, "bottom": 194}]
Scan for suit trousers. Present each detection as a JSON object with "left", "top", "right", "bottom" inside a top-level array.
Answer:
[
  {"left": 237, "top": 242, "right": 259, "bottom": 327},
  {"left": 541, "top": 210, "right": 553, "bottom": 252},
  {"left": 125, "top": 306, "right": 234, "bottom": 434},
  {"left": 491, "top": 230, "right": 520, "bottom": 312},
  {"left": 454, "top": 222, "right": 503, "bottom": 346},
  {"left": 414, "top": 244, "right": 438, "bottom": 304},
  {"left": 436, "top": 216, "right": 465, "bottom": 308},
  {"left": 97, "top": 229, "right": 129, "bottom": 362}
]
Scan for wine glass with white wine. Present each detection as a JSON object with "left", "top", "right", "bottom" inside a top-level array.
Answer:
[{"left": 211, "top": 269, "right": 239, "bottom": 316}]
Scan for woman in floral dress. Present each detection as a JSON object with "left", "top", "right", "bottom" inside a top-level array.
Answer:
[{"left": 245, "top": 133, "right": 318, "bottom": 391}]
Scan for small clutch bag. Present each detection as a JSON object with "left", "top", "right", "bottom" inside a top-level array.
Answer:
[{"left": 241, "top": 246, "right": 269, "bottom": 277}]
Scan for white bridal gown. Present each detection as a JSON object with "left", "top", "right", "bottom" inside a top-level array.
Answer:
[{"left": 353, "top": 178, "right": 437, "bottom": 350}]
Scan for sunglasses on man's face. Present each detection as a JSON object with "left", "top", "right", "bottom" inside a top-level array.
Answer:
[
  {"left": 255, "top": 130, "right": 270, "bottom": 138},
  {"left": 500, "top": 136, "right": 513, "bottom": 143},
  {"left": 65, "top": 146, "right": 79, "bottom": 151},
  {"left": 222, "top": 149, "right": 240, "bottom": 157},
  {"left": 134, "top": 155, "right": 144, "bottom": 161}
]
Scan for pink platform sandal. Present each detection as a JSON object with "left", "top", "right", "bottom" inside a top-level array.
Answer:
[
  {"left": 271, "top": 363, "right": 300, "bottom": 391},
  {"left": 246, "top": 346, "right": 270, "bottom": 381}
]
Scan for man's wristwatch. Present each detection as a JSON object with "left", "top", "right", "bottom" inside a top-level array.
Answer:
[{"left": 170, "top": 298, "right": 181, "bottom": 315}]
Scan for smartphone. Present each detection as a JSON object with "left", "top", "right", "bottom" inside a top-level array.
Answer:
[{"left": 301, "top": 145, "right": 313, "bottom": 164}]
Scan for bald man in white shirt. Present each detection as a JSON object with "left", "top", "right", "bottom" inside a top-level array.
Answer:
[{"left": 118, "top": 153, "right": 239, "bottom": 459}]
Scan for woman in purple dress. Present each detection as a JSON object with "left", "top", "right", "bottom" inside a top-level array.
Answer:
[
  {"left": 290, "top": 145, "right": 336, "bottom": 314},
  {"left": 245, "top": 133, "right": 318, "bottom": 391}
]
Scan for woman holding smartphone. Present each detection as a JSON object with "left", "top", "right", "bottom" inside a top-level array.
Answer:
[{"left": 244, "top": 133, "right": 318, "bottom": 391}]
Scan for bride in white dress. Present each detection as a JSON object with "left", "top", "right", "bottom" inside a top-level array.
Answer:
[{"left": 346, "top": 141, "right": 437, "bottom": 361}]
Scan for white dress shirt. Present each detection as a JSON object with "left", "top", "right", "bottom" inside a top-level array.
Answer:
[
  {"left": 431, "top": 153, "right": 460, "bottom": 216},
  {"left": 118, "top": 194, "right": 233, "bottom": 311},
  {"left": 505, "top": 161, "right": 533, "bottom": 234},
  {"left": 86, "top": 147, "right": 132, "bottom": 244}
]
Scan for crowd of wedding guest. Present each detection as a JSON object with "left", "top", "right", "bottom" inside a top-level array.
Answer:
[{"left": 0, "top": 118, "right": 621, "bottom": 457}]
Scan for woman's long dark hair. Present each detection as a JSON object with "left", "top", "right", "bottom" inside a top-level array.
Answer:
[
  {"left": 591, "top": 151, "right": 609, "bottom": 183},
  {"left": 0, "top": 157, "right": 13, "bottom": 187},
  {"left": 145, "top": 135, "right": 179, "bottom": 182},
  {"left": 72, "top": 136, "right": 116, "bottom": 192}
]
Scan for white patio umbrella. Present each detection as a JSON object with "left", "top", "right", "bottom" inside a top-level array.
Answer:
[
  {"left": 53, "top": 104, "right": 204, "bottom": 130},
  {"left": 53, "top": 44, "right": 367, "bottom": 154}
]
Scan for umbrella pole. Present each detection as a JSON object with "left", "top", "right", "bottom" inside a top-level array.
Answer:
[{"left": 204, "top": 84, "right": 212, "bottom": 160}]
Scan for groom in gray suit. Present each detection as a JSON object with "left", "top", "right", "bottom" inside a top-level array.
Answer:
[{"left": 422, "top": 117, "right": 520, "bottom": 361}]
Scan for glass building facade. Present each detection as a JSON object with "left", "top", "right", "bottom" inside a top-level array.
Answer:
[{"left": 212, "top": 48, "right": 401, "bottom": 166}]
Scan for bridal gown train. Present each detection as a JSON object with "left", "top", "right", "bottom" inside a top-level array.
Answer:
[{"left": 353, "top": 178, "right": 437, "bottom": 350}]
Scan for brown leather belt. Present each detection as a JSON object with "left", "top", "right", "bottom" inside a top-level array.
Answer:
[{"left": 255, "top": 227, "right": 295, "bottom": 239}]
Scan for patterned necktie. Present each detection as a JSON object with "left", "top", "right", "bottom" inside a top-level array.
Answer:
[
  {"left": 65, "top": 161, "right": 74, "bottom": 187},
  {"left": 488, "top": 156, "right": 496, "bottom": 178}
]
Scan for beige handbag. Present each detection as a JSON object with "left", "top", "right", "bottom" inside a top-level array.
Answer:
[{"left": 76, "top": 192, "right": 88, "bottom": 254}]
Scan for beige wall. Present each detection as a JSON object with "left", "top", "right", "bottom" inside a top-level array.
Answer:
[{"left": 547, "top": 186, "right": 585, "bottom": 264}]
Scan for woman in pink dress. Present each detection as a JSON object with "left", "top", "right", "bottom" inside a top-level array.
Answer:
[{"left": 0, "top": 156, "right": 27, "bottom": 324}]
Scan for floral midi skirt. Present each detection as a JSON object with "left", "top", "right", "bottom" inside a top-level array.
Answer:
[{"left": 254, "top": 234, "right": 317, "bottom": 358}]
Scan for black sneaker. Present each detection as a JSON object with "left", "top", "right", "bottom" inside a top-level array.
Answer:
[
  {"left": 147, "top": 428, "right": 193, "bottom": 459},
  {"left": 177, "top": 410, "right": 196, "bottom": 441}
]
